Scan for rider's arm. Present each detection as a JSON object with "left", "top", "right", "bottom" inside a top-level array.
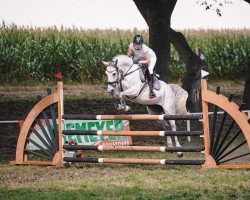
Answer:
[
  {"left": 127, "top": 49, "right": 134, "bottom": 57},
  {"left": 139, "top": 51, "right": 150, "bottom": 65}
]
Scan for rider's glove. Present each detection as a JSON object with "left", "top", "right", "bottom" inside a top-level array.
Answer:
[{"left": 133, "top": 59, "right": 139, "bottom": 64}]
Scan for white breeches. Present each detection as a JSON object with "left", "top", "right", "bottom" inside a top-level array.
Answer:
[
  {"left": 148, "top": 52, "right": 157, "bottom": 74},
  {"left": 135, "top": 52, "right": 157, "bottom": 74}
]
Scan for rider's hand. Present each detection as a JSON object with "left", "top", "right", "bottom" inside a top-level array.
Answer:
[{"left": 133, "top": 59, "right": 139, "bottom": 64}]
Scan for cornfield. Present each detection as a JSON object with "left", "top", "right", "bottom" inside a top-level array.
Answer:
[{"left": 0, "top": 23, "right": 249, "bottom": 84}]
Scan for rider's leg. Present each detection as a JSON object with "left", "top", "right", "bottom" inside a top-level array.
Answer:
[
  {"left": 149, "top": 74, "right": 156, "bottom": 98},
  {"left": 148, "top": 55, "right": 157, "bottom": 99}
]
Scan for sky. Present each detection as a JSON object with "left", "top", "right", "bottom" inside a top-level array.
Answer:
[{"left": 0, "top": 0, "right": 250, "bottom": 30}]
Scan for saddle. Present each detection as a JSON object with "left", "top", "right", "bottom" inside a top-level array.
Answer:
[{"left": 139, "top": 65, "right": 161, "bottom": 91}]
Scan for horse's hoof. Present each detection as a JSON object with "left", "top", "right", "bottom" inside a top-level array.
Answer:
[
  {"left": 64, "top": 162, "right": 71, "bottom": 168},
  {"left": 116, "top": 104, "right": 124, "bottom": 110},
  {"left": 124, "top": 106, "right": 131, "bottom": 112},
  {"left": 177, "top": 152, "right": 184, "bottom": 158}
]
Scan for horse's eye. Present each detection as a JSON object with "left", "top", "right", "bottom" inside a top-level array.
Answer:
[{"left": 112, "top": 73, "right": 116, "bottom": 76}]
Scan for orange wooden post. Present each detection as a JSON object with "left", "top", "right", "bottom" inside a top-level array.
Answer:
[
  {"left": 201, "top": 79, "right": 217, "bottom": 169},
  {"left": 52, "top": 81, "right": 64, "bottom": 166}
]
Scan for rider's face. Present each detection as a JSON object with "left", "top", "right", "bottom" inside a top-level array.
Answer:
[{"left": 133, "top": 43, "right": 142, "bottom": 50}]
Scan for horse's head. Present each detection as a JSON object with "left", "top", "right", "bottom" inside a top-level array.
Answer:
[
  {"left": 102, "top": 55, "right": 133, "bottom": 97},
  {"left": 102, "top": 59, "right": 120, "bottom": 97}
]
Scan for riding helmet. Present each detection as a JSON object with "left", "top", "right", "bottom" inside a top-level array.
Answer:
[{"left": 133, "top": 35, "right": 144, "bottom": 44}]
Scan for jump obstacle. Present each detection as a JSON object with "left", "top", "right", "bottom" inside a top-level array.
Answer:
[{"left": 10, "top": 79, "right": 250, "bottom": 169}]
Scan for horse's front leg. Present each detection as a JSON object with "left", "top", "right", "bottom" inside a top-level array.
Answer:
[
  {"left": 117, "top": 87, "right": 139, "bottom": 112},
  {"left": 117, "top": 98, "right": 131, "bottom": 112},
  {"left": 119, "top": 86, "right": 140, "bottom": 99}
]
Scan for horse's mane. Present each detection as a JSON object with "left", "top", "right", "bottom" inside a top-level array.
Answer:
[{"left": 111, "top": 55, "right": 133, "bottom": 68}]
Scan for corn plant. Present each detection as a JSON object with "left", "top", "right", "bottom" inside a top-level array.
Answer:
[{"left": 0, "top": 23, "right": 249, "bottom": 84}]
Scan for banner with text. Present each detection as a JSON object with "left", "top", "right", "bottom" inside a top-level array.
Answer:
[{"left": 27, "top": 119, "right": 132, "bottom": 150}]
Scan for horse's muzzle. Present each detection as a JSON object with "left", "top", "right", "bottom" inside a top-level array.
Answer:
[{"left": 108, "top": 89, "right": 115, "bottom": 97}]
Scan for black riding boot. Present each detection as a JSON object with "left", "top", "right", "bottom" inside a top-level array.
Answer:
[{"left": 149, "top": 74, "right": 156, "bottom": 99}]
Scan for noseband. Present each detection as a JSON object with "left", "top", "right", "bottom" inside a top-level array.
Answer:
[{"left": 107, "top": 64, "right": 123, "bottom": 89}]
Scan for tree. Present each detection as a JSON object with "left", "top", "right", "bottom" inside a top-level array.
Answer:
[
  {"left": 198, "top": 0, "right": 250, "bottom": 16},
  {"left": 241, "top": 0, "right": 250, "bottom": 109},
  {"left": 133, "top": 0, "right": 177, "bottom": 82},
  {"left": 170, "top": 28, "right": 208, "bottom": 111},
  {"left": 243, "top": 64, "right": 250, "bottom": 109},
  {"left": 133, "top": 0, "right": 207, "bottom": 111},
  {"left": 194, "top": 0, "right": 250, "bottom": 110},
  {"left": 132, "top": 0, "right": 250, "bottom": 111}
]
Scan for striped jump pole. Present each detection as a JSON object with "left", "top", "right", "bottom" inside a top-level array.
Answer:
[
  {"left": 63, "top": 145, "right": 205, "bottom": 152},
  {"left": 0, "top": 120, "right": 19, "bottom": 124},
  {"left": 62, "top": 114, "right": 203, "bottom": 121},
  {"left": 63, "top": 157, "right": 205, "bottom": 165},
  {"left": 62, "top": 130, "right": 204, "bottom": 137}
]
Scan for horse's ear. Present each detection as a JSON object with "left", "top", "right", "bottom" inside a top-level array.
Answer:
[
  {"left": 114, "top": 59, "right": 118, "bottom": 65},
  {"left": 102, "top": 61, "right": 110, "bottom": 66}
]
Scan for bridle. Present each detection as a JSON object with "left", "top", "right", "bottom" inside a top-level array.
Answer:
[
  {"left": 107, "top": 59, "right": 142, "bottom": 92},
  {"left": 106, "top": 61, "right": 122, "bottom": 89}
]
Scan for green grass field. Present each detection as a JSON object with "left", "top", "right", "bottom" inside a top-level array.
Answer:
[
  {"left": 0, "top": 162, "right": 249, "bottom": 200},
  {"left": 1, "top": 148, "right": 249, "bottom": 199}
]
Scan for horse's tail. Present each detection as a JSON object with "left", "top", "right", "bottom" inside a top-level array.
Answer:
[{"left": 169, "top": 84, "right": 189, "bottom": 115}]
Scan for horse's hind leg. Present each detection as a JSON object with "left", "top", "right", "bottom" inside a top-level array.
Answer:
[
  {"left": 162, "top": 120, "right": 173, "bottom": 147},
  {"left": 163, "top": 105, "right": 184, "bottom": 157},
  {"left": 146, "top": 105, "right": 174, "bottom": 147},
  {"left": 168, "top": 120, "right": 183, "bottom": 158}
]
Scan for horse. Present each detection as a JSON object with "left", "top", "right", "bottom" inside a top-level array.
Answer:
[{"left": 102, "top": 55, "right": 188, "bottom": 157}]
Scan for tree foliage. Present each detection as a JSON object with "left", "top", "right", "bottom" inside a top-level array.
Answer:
[{"left": 197, "top": 0, "right": 250, "bottom": 16}]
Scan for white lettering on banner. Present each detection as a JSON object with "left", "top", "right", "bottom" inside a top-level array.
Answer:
[
  {"left": 28, "top": 119, "right": 132, "bottom": 150},
  {"left": 104, "top": 141, "right": 130, "bottom": 146}
]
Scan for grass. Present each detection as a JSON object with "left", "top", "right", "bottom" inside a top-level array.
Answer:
[
  {"left": 0, "top": 163, "right": 249, "bottom": 200},
  {"left": 0, "top": 144, "right": 249, "bottom": 199}
]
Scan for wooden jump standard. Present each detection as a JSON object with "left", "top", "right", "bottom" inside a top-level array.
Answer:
[{"left": 11, "top": 78, "right": 250, "bottom": 169}]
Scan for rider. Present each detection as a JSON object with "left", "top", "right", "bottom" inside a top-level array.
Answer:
[{"left": 127, "top": 35, "right": 157, "bottom": 99}]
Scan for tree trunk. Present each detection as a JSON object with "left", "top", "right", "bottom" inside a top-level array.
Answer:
[
  {"left": 170, "top": 28, "right": 208, "bottom": 112},
  {"left": 133, "top": 0, "right": 177, "bottom": 81},
  {"left": 148, "top": 12, "right": 170, "bottom": 81},
  {"left": 243, "top": 65, "right": 250, "bottom": 109}
]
